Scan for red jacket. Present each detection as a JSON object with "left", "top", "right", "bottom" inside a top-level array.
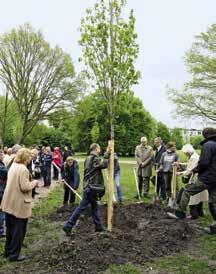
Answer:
[{"left": 52, "top": 150, "right": 62, "bottom": 167}]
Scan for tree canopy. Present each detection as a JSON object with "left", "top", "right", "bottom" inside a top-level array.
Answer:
[
  {"left": 168, "top": 24, "right": 216, "bottom": 122},
  {"left": 0, "top": 24, "right": 81, "bottom": 142}
]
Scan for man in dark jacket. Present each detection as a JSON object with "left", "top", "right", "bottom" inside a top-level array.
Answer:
[
  {"left": 152, "top": 137, "right": 166, "bottom": 200},
  {"left": 62, "top": 156, "right": 80, "bottom": 206},
  {"left": 63, "top": 143, "right": 110, "bottom": 236},
  {"left": 0, "top": 150, "right": 8, "bottom": 237},
  {"left": 168, "top": 128, "right": 216, "bottom": 233}
]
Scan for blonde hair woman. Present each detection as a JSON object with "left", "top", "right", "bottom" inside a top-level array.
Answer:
[{"left": 1, "top": 148, "right": 39, "bottom": 262}]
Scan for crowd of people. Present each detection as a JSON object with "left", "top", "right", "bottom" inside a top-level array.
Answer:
[{"left": 0, "top": 127, "right": 215, "bottom": 262}]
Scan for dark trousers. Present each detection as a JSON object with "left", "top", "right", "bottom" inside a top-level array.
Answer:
[
  {"left": 179, "top": 179, "right": 216, "bottom": 221},
  {"left": 5, "top": 213, "right": 28, "bottom": 259},
  {"left": 189, "top": 202, "right": 204, "bottom": 218},
  {"left": 53, "top": 165, "right": 59, "bottom": 180},
  {"left": 156, "top": 171, "right": 166, "bottom": 199},
  {"left": 64, "top": 185, "right": 76, "bottom": 204},
  {"left": 163, "top": 172, "right": 173, "bottom": 198},
  {"left": 43, "top": 167, "right": 51, "bottom": 186},
  {"left": 138, "top": 176, "right": 150, "bottom": 196},
  {"left": 65, "top": 187, "right": 102, "bottom": 229}
]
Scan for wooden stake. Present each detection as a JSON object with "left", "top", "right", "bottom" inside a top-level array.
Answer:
[
  {"left": 107, "top": 139, "right": 115, "bottom": 232},
  {"left": 105, "top": 169, "right": 116, "bottom": 203},
  {"left": 172, "top": 165, "right": 177, "bottom": 199}
]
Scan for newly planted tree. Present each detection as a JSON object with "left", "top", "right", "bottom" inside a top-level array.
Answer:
[{"left": 79, "top": 0, "right": 140, "bottom": 230}]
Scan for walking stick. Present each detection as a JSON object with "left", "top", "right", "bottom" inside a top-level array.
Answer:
[
  {"left": 133, "top": 167, "right": 141, "bottom": 201},
  {"left": 62, "top": 179, "right": 82, "bottom": 201}
]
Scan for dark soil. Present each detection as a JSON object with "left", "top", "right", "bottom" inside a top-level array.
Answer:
[
  {"left": 46, "top": 203, "right": 195, "bottom": 273},
  {"left": 3, "top": 203, "right": 198, "bottom": 274}
]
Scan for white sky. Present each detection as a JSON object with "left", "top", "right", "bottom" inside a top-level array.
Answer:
[{"left": 0, "top": 0, "right": 215, "bottom": 128}]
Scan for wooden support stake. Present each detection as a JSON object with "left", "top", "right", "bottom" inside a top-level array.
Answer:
[
  {"left": 107, "top": 140, "right": 115, "bottom": 232},
  {"left": 105, "top": 169, "right": 116, "bottom": 203}
]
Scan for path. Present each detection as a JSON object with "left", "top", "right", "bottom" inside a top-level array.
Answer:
[{"left": 32, "top": 179, "right": 61, "bottom": 207}]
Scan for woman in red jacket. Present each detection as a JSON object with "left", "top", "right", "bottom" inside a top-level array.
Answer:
[{"left": 52, "top": 147, "right": 62, "bottom": 180}]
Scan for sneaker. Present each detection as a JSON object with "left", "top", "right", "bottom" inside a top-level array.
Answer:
[{"left": 62, "top": 226, "right": 72, "bottom": 237}]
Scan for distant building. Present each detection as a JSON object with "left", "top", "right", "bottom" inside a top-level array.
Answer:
[{"left": 169, "top": 128, "right": 202, "bottom": 142}]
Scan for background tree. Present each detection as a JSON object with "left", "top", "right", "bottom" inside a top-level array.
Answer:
[
  {"left": 0, "top": 91, "right": 18, "bottom": 146},
  {"left": 74, "top": 91, "right": 156, "bottom": 154},
  {"left": 79, "top": 0, "right": 140, "bottom": 230},
  {"left": 190, "top": 135, "right": 203, "bottom": 150},
  {"left": 170, "top": 128, "right": 184, "bottom": 149},
  {"left": 0, "top": 24, "right": 81, "bottom": 143},
  {"left": 155, "top": 122, "right": 171, "bottom": 144},
  {"left": 168, "top": 24, "right": 216, "bottom": 122}
]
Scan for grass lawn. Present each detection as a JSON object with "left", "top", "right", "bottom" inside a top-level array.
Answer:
[{"left": 0, "top": 158, "right": 215, "bottom": 274}]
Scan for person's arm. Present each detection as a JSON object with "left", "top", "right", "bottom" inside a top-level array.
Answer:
[
  {"left": 92, "top": 153, "right": 109, "bottom": 170},
  {"left": 197, "top": 143, "right": 212, "bottom": 173},
  {"left": 159, "top": 153, "right": 165, "bottom": 170},
  {"left": 135, "top": 146, "right": 142, "bottom": 166},
  {"left": 19, "top": 169, "right": 37, "bottom": 192},
  {"left": 0, "top": 165, "right": 8, "bottom": 180},
  {"left": 73, "top": 162, "right": 80, "bottom": 189}
]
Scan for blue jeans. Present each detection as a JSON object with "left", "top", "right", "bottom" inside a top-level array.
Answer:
[
  {"left": 114, "top": 171, "right": 122, "bottom": 202},
  {"left": 64, "top": 187, "right": 102, "bottom": 230},
  {"left": 0, "top": 210, "right": 5, "bottom": 235}
]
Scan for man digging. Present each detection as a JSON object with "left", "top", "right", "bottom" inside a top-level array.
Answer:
[{"left": 63, "top": 143, "right": 110, "bottom": 236}]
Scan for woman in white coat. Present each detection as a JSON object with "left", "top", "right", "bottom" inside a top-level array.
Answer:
[{"left": 178, "top": 144, "right": 208, "bottom": 219}]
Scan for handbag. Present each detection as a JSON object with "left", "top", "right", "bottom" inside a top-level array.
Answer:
[{"left": 88, "top": 183, "right": 105, "bottom": 199}]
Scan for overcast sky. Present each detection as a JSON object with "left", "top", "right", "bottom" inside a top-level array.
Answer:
[{"left": 1, "top": 0, "right": 215, "bottom": 128}]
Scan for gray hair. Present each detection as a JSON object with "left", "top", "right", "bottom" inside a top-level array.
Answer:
[
  {"left": 141, "top": 136, "right": 147, "bottom": 143},
  {"left": 12, "top": 144, "right": 22, "bottom": 154},
  {"left": 182, "top": 144, "right": 195, "bottom": 155}
]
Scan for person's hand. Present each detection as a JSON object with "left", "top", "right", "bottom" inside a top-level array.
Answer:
[
  {"left": 176, "top": 172, "right": 182, "bottom": 176},
  {"left": 33, "top": 180, "right": 40, "bottom": 187},
  {"left": 172, "top": 162, "right": 179, "bottom": 166}
]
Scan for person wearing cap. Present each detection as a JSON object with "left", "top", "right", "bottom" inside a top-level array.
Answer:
[
  {"left": 177, "top": 144, "right": 208, "bottom": 219},
  {"left": 135, "top": 137, "right": 153, "bottom": 198},
  {"left": 61, "top": 156, "right": 80, "bottom": 207},
  {"left": 168, "top": 128, "right": 216, "bottom": 234}
]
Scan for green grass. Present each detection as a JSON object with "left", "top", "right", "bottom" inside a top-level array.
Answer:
[{"left": 0, "top": 157, "right": 215, "bottom": 274}]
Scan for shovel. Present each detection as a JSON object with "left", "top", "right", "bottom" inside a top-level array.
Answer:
[
  {"left": 62, "top": 179, "right": 82, "bottom": 201},
  {"left": 168, "top": 165, "right": 177, "bottom": 208}
]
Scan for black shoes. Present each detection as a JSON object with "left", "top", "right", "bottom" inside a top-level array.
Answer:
[
  {"left": 9, "top": 255, "right": 26, "bottom": 262},
  {"left": 167, "top": 210, "right": 186, "bottom": 220},
  {"left": 63, "top": 226, "right": 72, "bottom": 237},
  {"left": 95, "top": 226, "right": 106, "bottom": 232}
]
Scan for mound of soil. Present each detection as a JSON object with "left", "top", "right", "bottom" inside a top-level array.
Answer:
[{"left": 43, "top": 203, "right": 195, "bottom": 274}]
